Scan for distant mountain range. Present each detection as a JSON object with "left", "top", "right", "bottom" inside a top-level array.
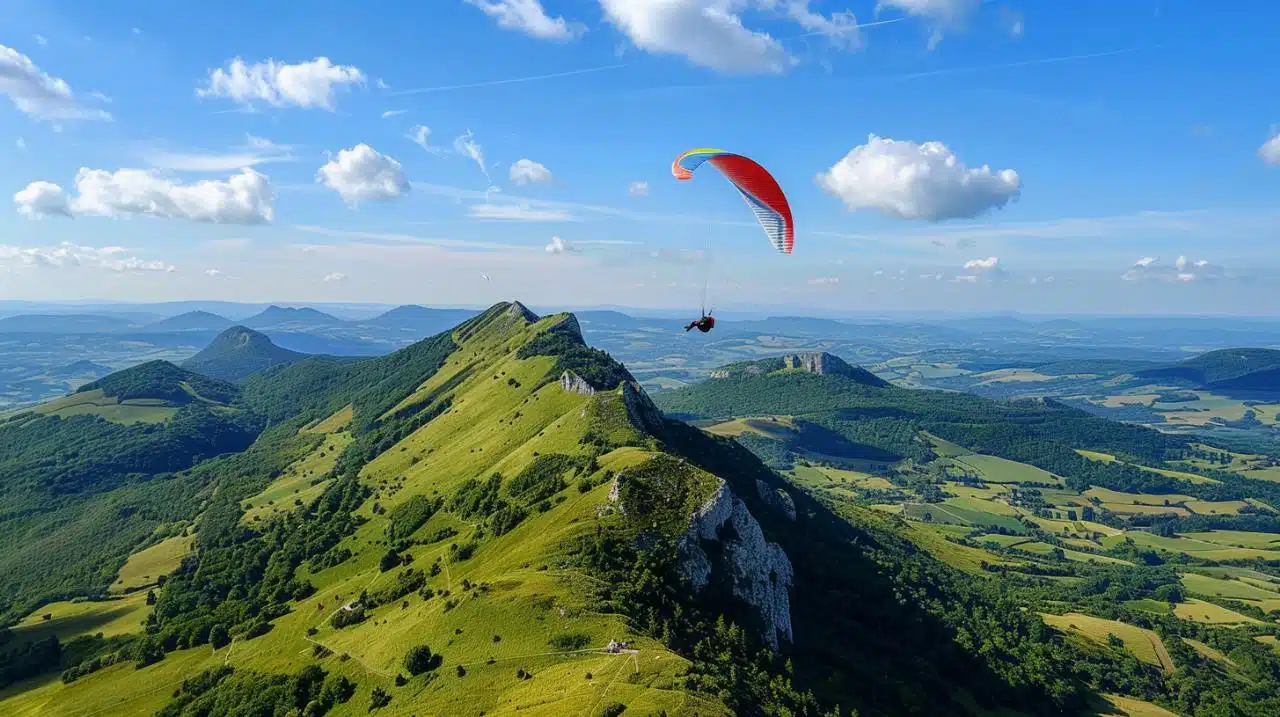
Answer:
[
  {"left": 144, "top": 310, "right": 235, "bottom": 333},
  {"left": 1136, "top": 348, "right": 1280, "bottom": 392}
]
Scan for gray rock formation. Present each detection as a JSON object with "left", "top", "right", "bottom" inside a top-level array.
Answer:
[
  {"left": 756, "top": 479, "right": 797, "bottom": 521},
  {"left": 559, "top": 370, "right": 597, "bottom": 396},
  {"left": 622, "top": 380, "right": 664, "bottom": 433},
  {"left": 677, "top": 479, "right": 794, "bottom": 649},
  {"left": 507, "top": 301, "right": 540, "bottom": 323}
]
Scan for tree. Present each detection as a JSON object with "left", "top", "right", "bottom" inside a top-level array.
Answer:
[
  {"left": 403, "top": 644, "right": 439, "bottom": 675},
  {"left": 1154, "top": 583, "right": 1184, "bottom": 604},
  {"left": 146, "top": 590, "right": 156, "bottom": 606},
  {"left": 369, "top": 686, "right": 391, "bottom": 710},
  {"left": 209, "top": 624, "right": 231, "bottom": 649}
]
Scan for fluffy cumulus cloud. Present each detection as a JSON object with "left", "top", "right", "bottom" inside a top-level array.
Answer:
[
  {"left": 628, "top": 180, "right": 649, "bottom": 197},
  {"left": 786, "top": 1, "right": 864, "bottom": 50},
  {"left": 0, "top": 242, "right": 174, "bottom": 272},
  {"left": 545, "top": 236, "right": 577, "bottom": 254},
  {"left": 464, "top": 0, "right": 586, "bottom": 41},
  {"left": 509, "top": 158, "right": 552, "bottom": 185},
  {"left": 599, "top": 0, "right": 793, "bottom": 74},
  {"left": 1122, "top": 256, "right": 1225, "bottom": 283},
  {"left": 0, "top": 43, "right": 111, "bottom": 120},
  {"left": 963, "top": 256, "right": 998, "bottom": 270},
  {"left": 1260, "top": 133, "right": 1280, "bottom": 166},
  {"left": 323, "top": 272, "right": 347, "bottom": 282},
  {"left": 317, "top": 144, "right": 410, "bottom": 205},
  {"left": 16, "top": 169, "right": 275, "bottom": 223},
  {"left": 197, "top": 57, "right": 365, "bottom": 110},
  {"left": 14, "top": 181, "right": 71, "bottom": 218},
  {"left": 816, "top": 135, "right": 1021, "bottom": 221},
  {"left": 878, "top": 0, "right": 982, "bottom": 48}
]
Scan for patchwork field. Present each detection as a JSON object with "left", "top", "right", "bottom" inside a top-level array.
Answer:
[
  {"left": 1040, "top": 613, "right": 1173, "bottom": 672},
  {"left": 241, "top": 431, "right": 354, "bottom": 525}
]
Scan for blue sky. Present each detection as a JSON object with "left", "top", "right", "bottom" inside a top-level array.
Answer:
[{"left": 1, "top": 0, "right": 1277, "bottom": 314}]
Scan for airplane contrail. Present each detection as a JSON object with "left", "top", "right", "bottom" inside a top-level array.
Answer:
[
  {"left": 390, "top": 64, "right": 627, "bottom": 96},
  {"left": 879, "top": 46, "right": 1153, "bottom": 82}
]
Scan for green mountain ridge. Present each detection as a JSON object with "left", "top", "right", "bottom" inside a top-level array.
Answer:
[
  {"left": 3, "top": 305, "right": 1279, "bottom": 717},
  {"left": 1137, "top": 348, "right": 1280, "bottom": 391}
]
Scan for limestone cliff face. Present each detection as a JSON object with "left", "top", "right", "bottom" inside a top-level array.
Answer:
[
  {"left": 709, "top": 352, "right": 888, "bottom": 386},
  {"left": 677, "top": 479, "right": 794, "bottom": 650},
  {"left": 756, "top": 479, "right": 797, "bottom": 522},
  {"left": 621, "top": 380, "right": 664, "bottom": 434},
  {"left": 559, "top": 370, "right": 597, "bottom": 396}
]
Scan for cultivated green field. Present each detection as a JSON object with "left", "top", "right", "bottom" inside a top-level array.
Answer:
[{"left": 1040, "top": 613, "right": 1173, "bottom": 672}]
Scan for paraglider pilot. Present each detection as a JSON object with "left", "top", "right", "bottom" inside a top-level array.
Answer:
[{"left": 684, "top": 314, "right": 715, "bottom": 333}]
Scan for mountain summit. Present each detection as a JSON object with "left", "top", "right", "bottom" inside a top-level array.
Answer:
[
  {"left": 710, "top": 351, "right": 890, "bottom": 386},
  {"left": 180, "top": 325, "right": 307, "bottom": 381}
]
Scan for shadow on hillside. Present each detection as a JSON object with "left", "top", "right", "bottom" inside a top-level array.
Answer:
[{"left": 661, "top": 420, "right": 1086, "bottom": 717}]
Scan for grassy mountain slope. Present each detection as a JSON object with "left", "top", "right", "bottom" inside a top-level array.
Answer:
[
  {"left": 181, "top": 326, "right": 308, "bottom": 382},
  {"left": 0, "top": 303, "right": 1141, "bottom": 717}
]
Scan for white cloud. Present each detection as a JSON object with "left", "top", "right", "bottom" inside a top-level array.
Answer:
[
  {"left": 807, "top": 276, "right": 840, "bottom": 285},
  {"left": 468, "top": 203, "right": 573, "bottom": 221},
  {"left": 204, "top": 268, "right": 228, "bottom": 278},
  {"left": 1260, "top": 134, "right": 1280, "bottom": 166},
  {"left": 464, "top": 0, "right": 586, "bottom": 41},
  {"left": 1123, "top": 256, "right": 1225, "bottom": 283},
  {"left": 408, "top": 124, "right": 442, "bottom": 154},
  {"left": 197, "top": 57, "right": 365, "bottom": 110},
  {"left": 0, "top": 43, "right": 112, "bottom": 120},
  {"left": 376, "top": 78, "right": 390, "bottom": 90},
  {"left": 323, "top": 271, "right": 347, "bottom": 282},
  {"left": 878, "top": 0, "right": 982, "bottom": 48},
  {"left": 64, "top": 168, "right": 274, "bottom": 223},
  {"left": 628, "top": 180, "right": 649, "bottom": 197},
  {"left": 599, "top": 0, "right": 794, "bottom": 74},
  {"left": 14, "top": 181, "right": 71, "bottom": 218},
  {"left": 509, "top": 158, "right": 552, "bottom": 185},
  {"left": 953, "top": 274, "right": 978, "bottom": 283},
  {"left": 0, "top": 242, "right": 174, "bottom": 272},
  {"left": 33, "top": 35, "right": 47, "bottom": 46},
  {"left": 145, "top": 135, "right": 294, "bottom": 172},
  {"left": 453, "top": 130, "right": 489, "bottom": 181},
  {"left": 786, "top": 1, "right": 864, "bottom": 50},
  {"left": 317, "top": 144, "right": 410, "bottom": 205},
  {"left": 382, "top": 109, "right": 406, "bottom": 118},
  {"left": 816, "top": 134, "right": 1021, "bottom": 221},
  {"left": 15, "top": 137, "right": 24, "bottom": 150},
  {"left": 545, "top": 236, "right": 577, "bottom": 254},
  {"left": 963, "top": 256, "right": 999, "bottom": 270}
]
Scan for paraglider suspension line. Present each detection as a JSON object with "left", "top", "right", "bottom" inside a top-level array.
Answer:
[{"left": 700, "top": 233, "right": 712, "bottom": 316}]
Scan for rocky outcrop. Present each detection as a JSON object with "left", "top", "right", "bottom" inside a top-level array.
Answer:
[
  {"left": 507, "top": 301, "right": 540, "bottom": 323},
  {"left": 560, "top": 370, "right": 597, "bottom": 396},
  {"left": 782, "top": 352, "right": 850, "bottom": 377},
  {"left": 622, "top": 380, "right": 664, "bottom": 434},
  {"left": 756, "top": 479, "right": 797, "bottom": 522},
  {"left": 677, "top": 479, "right": 794, "bottom": 649}
]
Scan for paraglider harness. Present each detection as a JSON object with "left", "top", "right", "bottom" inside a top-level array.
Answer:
[{"left": 685, "top": 312, "right": 715, "bottom": 333}]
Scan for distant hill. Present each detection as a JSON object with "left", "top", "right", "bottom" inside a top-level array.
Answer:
[
  {"left": 181, "top": 326, "right": 307, "bottom": 382},
  {"left": 77, "top": 360, "right": 239, "bottom": 404},
  {"left": 1137, "top": 348, "right": 1280, "bottom": 391},
  {"left": 0, "top": 314, "right": 137, "bottom": 333},
  {"left": 242, "top": 305, "right": 345, "bottom": 330},
  {"left": 145, "top": 310, "right": 233, "bottom": 332},
  {"left": 48, "top": 360, "right": 113, "bottom": 378},
  {"left": 359, "top": 305, "right": 478, "bottom": 333},
  {"left": 711, "top": 352, "right": 890, "bottom": 386}
]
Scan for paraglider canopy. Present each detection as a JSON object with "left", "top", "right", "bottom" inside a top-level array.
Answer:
[{"left": 672, "top": 148, "right": 795, "bottom": 254}]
